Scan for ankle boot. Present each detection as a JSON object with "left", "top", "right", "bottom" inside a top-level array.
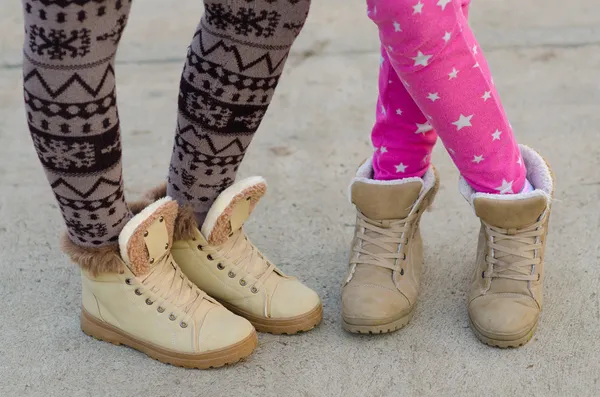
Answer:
[
  {"left": 460, "top": 145, "right": 555, "bottom": 347},
  {"left": 342, "top": 158, "right": 439, "bottom": 333},
  {"left": 63, "top": 198, "right": 257, "bottom": 368},
  {"left": 145, "top": 178, "right": 322, "bottom": 335}
]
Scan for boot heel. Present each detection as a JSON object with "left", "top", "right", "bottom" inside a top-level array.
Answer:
[{"left": 80, "top": 309, "right": 122, "bottom": 346}]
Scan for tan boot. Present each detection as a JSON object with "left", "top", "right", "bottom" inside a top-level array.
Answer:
[
  {"left": 342, "top": 159, "right": 439, "bottom": 334},
  {"left": 63, "top": 198, "right": 257, "bottom": 368},
  {"left": 460, "top": 145, "right": 554, "bottom": 348},
  {"left": 146, "top": 178, "right": 322, "bottom": 335}
]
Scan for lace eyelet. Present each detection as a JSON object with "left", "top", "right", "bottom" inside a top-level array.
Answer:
[
  {"left": 400, "top": 268, "right": 404, "bottom": 276},
  {"left": 157, "top": 306, "right": 165, "bottom": 313},
  {"left": 197, "top": 244, "right": 203, "bottom": 251},
  {"left": 143, "top": 231, "right": 149, "bottom": 237},
  {"left": 217, "top": 263, "right": 225, "bottom": 270},
  {"left": 145, "top": 298, "right": 153, "bottom": 305},
  {"left": 125, "top": 278, "right": 132, "bottom": 285},
  {"left": 135, "top": 289, "right": 142, "bottom": 296},
  {"left": 169, "top": 313, "right": 177, "bottom": 321},
  {"left": 180, "top": 321, "right": 188, "bottom": 328},
  {"left": 207, "top": 254, "right": 213, "bottom": 261},
  {"left": 402, "top": 253, "right": 406, "bottom": 260},
  {"left": 164, "top": 243, "right": 169, "bottom": 249},
  {"left": 239, "top": 279, "right": 247, "bottom": 286},
  {"left": 149, "top": 258, "right": 155, "bottom": 264},
  {"left": 246, "top": 197, "right": 251, "bottom": 201},
  {"left": 159, "top": 216, "right": 164, "bottom": 223},
  {"left": 228, "top": 271, "right": 236, "bottom": 278},
  {"left": 537, "top": 274, "right": 541, "bottom": 281},
  {"left": 482, "top": 271, "right": 485, "bottom": 279},
  {"left": 251, "top": 287, "right": 258, "bottom": 294}
]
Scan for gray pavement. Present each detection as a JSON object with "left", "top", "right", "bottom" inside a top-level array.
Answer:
[{"left": 1, "top": 0, "right": 600, "bottom": 396}]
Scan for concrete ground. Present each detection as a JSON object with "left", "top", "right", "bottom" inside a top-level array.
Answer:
[{"left": 1, "top": 0, "right": 600, "bottom": 396}]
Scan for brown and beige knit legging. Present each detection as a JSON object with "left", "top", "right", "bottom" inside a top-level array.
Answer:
[{"left": 22, "top": 0, "right": 310, "bottom": 247}]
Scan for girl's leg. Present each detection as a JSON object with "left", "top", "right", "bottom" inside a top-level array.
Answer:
[
  {"left": 368, "top": 0, "right": 526, "bottom": 194},
  {"left": 372, "top": 46, "right": 437, "bottom": 180},
  {"left": 23, "top": 0, "right": 133, "bottom": 246},
  {"left": 167, "top": 0, "right": 311, "bottom": 224}
]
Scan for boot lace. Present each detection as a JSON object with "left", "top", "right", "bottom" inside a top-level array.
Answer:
[
  {"left": 138, "top": 252, "right": 208, "bottom": 325},
  {"left": 350, "top": 211, "right": 417, "bottom": 271},
  {"left": 483, "top": 219, "right": 544, "bottom": 281},
  {"left": 212, "top": 229, "right": 276, "bottom": 290}
]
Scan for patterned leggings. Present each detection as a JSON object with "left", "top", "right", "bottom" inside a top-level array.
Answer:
[
  {"left": 22, "top": 0, "right": 310, "bottom": 247},
  {"left": 369, "top": 0, "right": 526, "bottom": 194}
]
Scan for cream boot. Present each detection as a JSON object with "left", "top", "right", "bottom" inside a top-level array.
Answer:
[
  {"left": 460, "top": 145, "right": 554, "bottom": 348},
  {"left": 146, "top": 178, "right": 322, "bottom": 335},
  {"left": 342, "top": 159, "right": 439, "bottom": 334},
  {"left": 63, "top": 198, "right": 257, "bottom": 368}
]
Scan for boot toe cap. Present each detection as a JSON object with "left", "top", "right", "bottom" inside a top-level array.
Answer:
[
  {"left": 469, "top": 294, "right": 540, "bottom": 340},
  {"left": 197, "top": 306, "right": 255, "bottom": 352},
  {"left": 269, "top": 279, "right": 321, "bottom": 319},
  {"left": 342, "top": 284, "right": 412, "bottom": 325}
]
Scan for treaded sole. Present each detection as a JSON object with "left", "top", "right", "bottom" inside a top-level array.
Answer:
[
  {"left": 469, "top": 318, "right": 538, "bottom": 348},
  {"left": 220, "top": 302, "right": 323, "bottom": 335},
  {"left": 80, "top": 308, "right": 257, "bottom": 369},
  {"left": 343, "top": 310, "right": 414, "bottom": 335}
]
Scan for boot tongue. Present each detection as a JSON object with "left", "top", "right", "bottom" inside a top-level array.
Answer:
[
  {"left": 473, "top": 194, "right": 548, "bottom": 294},
  {"left": 118, "top": 198, "right": 178, "bottom": 277},
  {"left": 351, "top": 180, "right": 423, "bottom": 220},
  {"left": 201, "top": 177, "right": 267, "bottom": 246},
  {"left": 473, "top": 194, "right": 547, "bottom": 229}
]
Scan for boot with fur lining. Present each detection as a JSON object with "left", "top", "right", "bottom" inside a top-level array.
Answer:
[
  {"left": 460, "top": 145, "right": 554, "bottom": 348},
  {"left": 146, "top": 179, "right": 323, "bottom": 335},
  {"left": 62, "top": 198, "right": 257, "bottom": 368}
]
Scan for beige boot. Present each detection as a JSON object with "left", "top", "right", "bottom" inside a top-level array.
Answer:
[
  {"left": 146, "top": 178, "right": 322, "bottom": 335},
  {"left": 63, "top": 198, "right": 257, "bottom": 368},
  {"left": 342, "top": 159, "right": 439, "bottom": 334},
  {"left": 460, "top": 145, "right": 554, "bottom": 348}
]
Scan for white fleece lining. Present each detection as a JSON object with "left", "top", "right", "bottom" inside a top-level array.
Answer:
[
  {"left": 201, "top": 176, "right": 267, "bottom": 238},
  {"left": 459, "top": 145, "right": 553, "bottom": 207},
  {"left": 118, "top": 197, "right": 173, "bottom": 264},
  {"left": 348, "top": 156, "right": 436, "bottom": 203}
]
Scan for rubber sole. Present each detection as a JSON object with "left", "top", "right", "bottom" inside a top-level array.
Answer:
[
  {"left": 343, "top": 309, "right": 414, "bottom": 334},
  {"left": 220, "top": 302, "right": 323, "bottom": 335},
  {"left": 80, "top": 309, "right": 257, "bottom": 369},
  {"left": 469, "top": 318, "right": 538, "bottom": 348}
]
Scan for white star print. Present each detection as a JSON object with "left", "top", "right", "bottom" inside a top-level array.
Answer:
[
  {"left": 473, "top": 62, "right": 480, "bottom": 68},
  {"left": 443, "top": 32, "right": 451, "bottom": 43},
  {"left": 421, "top": 154, "right": 429, "bottom": 164},
  {"left": 427, "top": 92, "right": 440, "bottom": 102},
  {"left": 395, "top": 163, "right": 408, "bottom": 173},
  {"left": 472, "top": 154, "right": 484, "bottom": 164},
  {"left": 482, "top": 91, "right": 491, "bottom": 101},
  {"left": 413, "top": 1, "right": 424, "bottom": 14},
  {"left": 496, "top": 179, "right": 514, "bottom": 194},
  {"left": 448, "top": 148, "right": 456, "bottom": 155},
  {"left": 448, "top": 67, "right": 459, "bottom": 79},
  {"left": 452, "top": 114, "right": 473, "bottom": 130},
  {"left": 472, "top": 44, "right": 478, "bottom": 55},
  {"left": 393, "top": 21, "right": 402, "bottom": 32},
  {"left": 380, "top": 146, "right": 388, "bottom": 154},
  {"left": 415, "top": 121, "right": 433, "bottom": 135},
  {"left": 437, "top": 0, "right": 452, "bottom": 10},
  {"left": 388, "top": 45, "right": 394, "bottom": 52},
  {"left": 381, "top": 105, "right": 387, "bottom": 115},
  {"left": 396, "top": 108, "right": 403, "bottom": 115},
  {"left": 412, "top": 51, "right": 432, "bottom": 67},
  {"left": 492, "top": 129, "right": 502, "bottom": 140},
  {"left": 517, "top": 157, "right": 522, "bottom": 166}
]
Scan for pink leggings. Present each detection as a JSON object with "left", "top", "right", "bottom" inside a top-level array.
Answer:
[{"left": 369, "top": 0, "right": 526, "bottom": 194}]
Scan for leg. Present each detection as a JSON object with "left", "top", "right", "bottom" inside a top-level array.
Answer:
[
  {"left": 368, "top": 0, "right": 526, "bottom": 194},
  {"left": 373, "top": 46, "right": 437, "bottom": 180},
  {"left": 23, "top": 0, "right": 132, "bottom": 247},
  {"left": 168, "top": 0, "right": 311, "bottom": 224}
]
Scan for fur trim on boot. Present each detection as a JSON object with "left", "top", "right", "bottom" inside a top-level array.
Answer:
[{"left": 61, "top": 234, "right": 124, "bottom": 275}]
